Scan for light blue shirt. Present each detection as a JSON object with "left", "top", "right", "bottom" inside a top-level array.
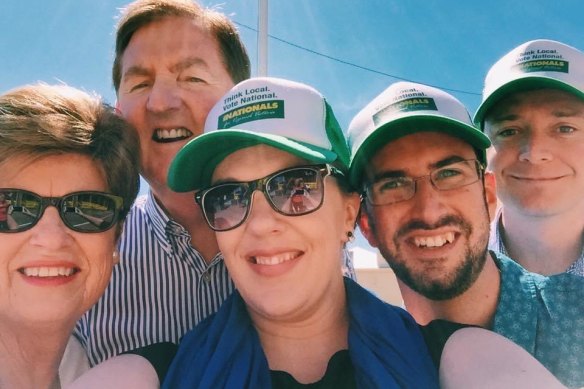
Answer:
[
  {"left": 493, "top": 251, "right": 584, "bottom": 388},
  {"left": 489, "top": 209, "right": 584, "bottom": 276}
]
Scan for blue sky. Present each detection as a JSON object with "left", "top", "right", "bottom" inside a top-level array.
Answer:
[{"left": 2, "top": 0, "right": 583, "bottom": 250}]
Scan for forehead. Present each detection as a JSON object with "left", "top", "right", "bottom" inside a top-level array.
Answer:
[
  {"left": 212, "top": 145, "right": 310, "bottom": 183},
  {"left": 121, "top": 16, "right": 223, "bottom": 71},
  {"left": 0, "top": 154, "right": 107, "bottom": 194},
  {"left": 485, "top": 88, "right": 584, "bottom": 122},
  {"left": 367, "top": 131, "right": 476, "bottom": 175}
]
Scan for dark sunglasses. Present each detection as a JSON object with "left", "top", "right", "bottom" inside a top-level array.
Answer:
[
  {"left": 0, "top": 189, "right": 124, "bottom": 233},
  {"left": 195, "top": 164, "right": 344, "bottom": 231}
]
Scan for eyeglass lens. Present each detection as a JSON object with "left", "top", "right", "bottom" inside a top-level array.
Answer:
[
  {"left": 0, "top": 189, "right": 120, "bottom": 233},
  {"left": 201, "top": 167, "right": 326, "bottom": 231},
  {"left": 367, "top": 159, "right": 482, "bottom": 205}
]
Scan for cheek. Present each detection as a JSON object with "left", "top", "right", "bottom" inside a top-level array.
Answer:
[
  {"left": 0, "top": 236, "right": 25, "bottom": 268},
  {"left": 118, "top": 98, "right": 144, "bottom": 125},
  {"left": 216, "top": 231, "right": 240, "bottom": 262},
  {"left": 84, "top": 234, "right": 116, "bottom": 270},
  {"left": 488, "top": 145, "right": 516, "bottom": 170}
]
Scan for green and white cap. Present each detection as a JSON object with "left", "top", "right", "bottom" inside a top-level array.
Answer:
[
  {"left": 474, "top": 39, "right": 584, "bottom": 127},
  {"left": 168, "top": 77, "right": 350, "bottom": 191},
  {"left": 348, "top": 81, "right": 491, "bottom": 187}
]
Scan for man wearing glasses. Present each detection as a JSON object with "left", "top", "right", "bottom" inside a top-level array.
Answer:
[{"left": 348, "top": 81, "right": 584, "bottom": 388}]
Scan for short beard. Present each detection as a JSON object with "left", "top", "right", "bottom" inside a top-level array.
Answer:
[
  {"left": 369, "top": 209, "right": 490, "bottom": 301},
  {"left": 379, "top": 236, "right": 488, "bottom": 300}
]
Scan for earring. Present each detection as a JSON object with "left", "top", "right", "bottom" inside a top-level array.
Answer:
[{"left": 347, "top": 230, "right": 355, "bottom": 243}]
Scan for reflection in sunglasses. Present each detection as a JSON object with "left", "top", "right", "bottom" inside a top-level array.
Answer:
[
  {"left": 0, "top": 189, "right": 123, "bottom": 233},
  {"left": 196, "top": 164, "right": 344, "bottom": 231}
]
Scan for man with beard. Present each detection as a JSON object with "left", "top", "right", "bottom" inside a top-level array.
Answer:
[{"left": 347, "top": 81, "right": 584, "bottom": 388}]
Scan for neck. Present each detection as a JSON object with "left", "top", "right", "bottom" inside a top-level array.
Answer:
[
  {"left": 501, "top": 207, "right": 584, "bottom": 275},
  {"left": 252, "top": 280, "right": 348, "bottom": 384},
  {"left": 400, "top": 252, "right": 501, "bottom": 328},
  {"left": 151, "top": 186, "right": 219, "bottom": 264},
  {"left": 0, "top": 320, "right": 71, "bottom": 389}
]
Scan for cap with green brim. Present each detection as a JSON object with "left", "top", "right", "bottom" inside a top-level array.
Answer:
[
  {"left": 474, "top": 39, "right": 584, "bottom": 127},
  {"left": 168, "top": 77, "right": 350, "bottom": 192},
  {"left": 348, "top": 81, "right": 491, "bottom": 188}
]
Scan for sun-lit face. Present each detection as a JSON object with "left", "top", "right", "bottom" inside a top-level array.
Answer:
[
  {"left": 484, "top": 89, "right": 584, "bottom": 217},
  {"left": 116, "top": 16, "right": 234, "bottom": 195},
  {"left": 0, "top": 154, "right": 117, "bottom": 328},
  {"left": 211, "top": 145, "right": 359, "bottom": 322},
  {"left": 359, "top": 132, "right": 496, "bottom": 300}
]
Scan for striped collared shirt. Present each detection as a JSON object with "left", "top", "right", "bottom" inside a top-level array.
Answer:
[
  {"left": 489, "top": 208, "right": 584, "bottom": 277},
  {"left": 74, "top": 191, "right": 234, "bottom": 366}
]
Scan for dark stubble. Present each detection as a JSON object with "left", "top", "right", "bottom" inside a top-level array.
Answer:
[{"left": 372, "top": 205, "right": 490, "bottom": 301}]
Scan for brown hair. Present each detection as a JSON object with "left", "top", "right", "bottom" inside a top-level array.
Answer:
[
  {"left": 0, "top": 83, "right": 141, "bottom": 232},
  {"left": 112, "top": 0, "right": 251, "bottom": 92}
]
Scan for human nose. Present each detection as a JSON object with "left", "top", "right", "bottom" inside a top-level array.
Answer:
[
  {"left": 244, "top": 190, "right": 284, "bottom": 235},
  {"left": 29, "top": 207, "right": 73, "bottom": 249},
  {"left": 146, "top": 80, "right": 181, "bottom": 113},
  {"left": 518, "top": 132, "right": 553, "bottom": 164},
  {"left": 407, "top": 177, "right": 448, "bottom": 223}
]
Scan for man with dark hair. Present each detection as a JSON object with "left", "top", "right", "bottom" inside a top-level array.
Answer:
[
  {"left": 75, "top": 0, "right": 250, "bottom": 368},
  {"left": 348, "top": 81, "right": 584, "bottom": 388}
]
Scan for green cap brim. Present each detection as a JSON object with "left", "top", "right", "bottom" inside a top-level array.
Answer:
[
  {"left": 474, "top": 76, "right": 584, "bottom": 128},
  {"left": 168, "top": 129, "right": 339, "bottom": 192},
  {"left": 349, "top": 115, "right": 491, "bottom": 187}
]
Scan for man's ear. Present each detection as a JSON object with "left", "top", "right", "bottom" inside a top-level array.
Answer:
[
  {"left": 483, "top": 172, "right": 498, "bottom": 222},
  {"left": 357, "top": 203, "right": 379, "bottom": 248}
]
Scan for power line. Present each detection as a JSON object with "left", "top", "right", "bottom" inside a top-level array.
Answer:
[{"left": 234, "top": 21, "right": 481, "bottom": 97}]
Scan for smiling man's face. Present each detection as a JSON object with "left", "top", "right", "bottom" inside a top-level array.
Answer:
[
  {"left": 484, "top": 88, "right": 584, "bottom": 217},
  {"left": 116, "top": 16, "right": 234, "bottom": 194},
  {"left": 359, "top": 131, "right": 496, "bottom": 300}
]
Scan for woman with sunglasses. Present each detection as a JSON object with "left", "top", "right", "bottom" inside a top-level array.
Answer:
[
  {"left": 163, "top": 78, "right": 438, "bottom": 388},
  {"left": 0, "top": 83, "right": 142, "bottom": 388}
]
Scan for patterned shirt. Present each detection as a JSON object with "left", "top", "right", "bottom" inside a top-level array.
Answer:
[
  {"left": 489, "top": 209, "right": 584, "bottom": 276},
  {"left": 493, "top": 251, "right": 584, "bottom": 388},
  {"left": 74, "top": 191, "right": 234, "bottom": 366}
]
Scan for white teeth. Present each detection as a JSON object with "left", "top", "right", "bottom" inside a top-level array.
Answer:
[
  {"left": 156, "top": 128, "right": 191, "bottom": 140},
  {"left": 414, "top": 232, "right": 455, "bottom": 248},
  {"left": 254, "top": 252, "right": 298, "bottom": 265},
  {"left": 22, "top": 267, "right": 75, "bottom": 277}
]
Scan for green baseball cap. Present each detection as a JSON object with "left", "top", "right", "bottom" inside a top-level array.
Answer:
[
  {"left": 348, "top": 81, "right": 491, "bottom": 187},
  {"left": 474, "top": 39, "right": 584, "bottom": 127},
  {"left": 168, "top": 77, "right": 350, "bottom": 191}
]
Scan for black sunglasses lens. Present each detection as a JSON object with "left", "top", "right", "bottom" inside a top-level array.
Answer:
[
  {"left": 267, "top": 168, "right": 324, "bottom": 215},
  {"left": 203, "top": 184, "right": 249, "bottom": 231},
  {"left": 61, "top": 193, "right": 118, "bottom": 232},
  {"left": 0, "top": 190, "right": 42, "bottom": 232}
]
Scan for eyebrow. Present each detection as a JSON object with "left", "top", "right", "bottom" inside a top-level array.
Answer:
[
  {"left": 170, "top": 57, "right": 209, "bottom": 73},
  {"left": 371, "top": 155, "right": 467, "bottom": 181},
  {"left": 121, "top": 57, "right": 210, "bottom": 82},
  {"left": 210, "top": 177, "right": 245, "bottom": 186},
  {"left": 121, "top": 65, "right": 150, "bottom": 82},
  {"left": 551, "top": 107, "right": 584, "bottom": 118},
  {"left": 487, "top": 113, "right": 519, "bottom": 124},
  {"left": 489, "top": 107, "right": 584, "bottom": 124}
]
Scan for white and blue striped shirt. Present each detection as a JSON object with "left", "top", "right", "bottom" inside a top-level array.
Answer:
[{"left": 74, "top": 191, "right": 234, "bottom": 366}]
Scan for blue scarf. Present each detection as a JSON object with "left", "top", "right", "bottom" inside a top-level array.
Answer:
[{"left": 163, "top": 278, "right": 438, "bottom": 388}]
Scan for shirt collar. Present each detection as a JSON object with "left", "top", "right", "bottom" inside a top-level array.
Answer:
[{"left": 492, "top": 208, "right": 584, "bottom": 276}]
